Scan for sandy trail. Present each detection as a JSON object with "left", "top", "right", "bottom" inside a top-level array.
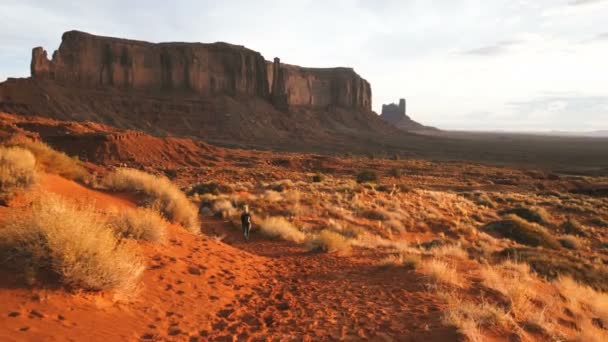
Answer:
[{"left": 202, "top": 218, "right": 458, "bottom": 341}]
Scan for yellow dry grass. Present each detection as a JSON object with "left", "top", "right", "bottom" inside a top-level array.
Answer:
[
  {"left": 0, "top": 146, "right": 36, "bottom": 200},
  {"left": 103, "top": 168, "right": 200, "bottom": 234},
  {"left": 0, "top": 193, "right": 144, "bottom": 293},
  {"left": 259, "top": 216, "right": 306, "bottom": 243},
  {"left": 5, "top": 136, "right": 88, "bottom": 181},
  {"left": 107, "top": 207, "right": 168, "bottom": 243}
]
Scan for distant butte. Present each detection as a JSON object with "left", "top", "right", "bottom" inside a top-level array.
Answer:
[{"left": 379, "top": 98, "right": 438, "bottom": 133}]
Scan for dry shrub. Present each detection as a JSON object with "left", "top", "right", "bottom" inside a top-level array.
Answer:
[
  {"left": 212, "top": 199, "right": 236, "bottom": 218},
  {"left": 499, "top": 206, "right": 551, "bottom": 225},
  {"left": 378, "top": 253, "right": 420, "bottom": 269},
  {"left": 484, "top": 215, "right": 560, "bottom": 249},
  {"left": 441, "top": 292, "right": 515, "bottom": 342},
  {"left": 263, "top": 190, "right": 283, "bottom": 202},
  {"left": 107, "top": 207, "right": 168, "bottom": 243},
  {"left": 559, "top": 235, "right": 583, "bottom": 250},
  {"left": 554, "top": 277, "right": 608, "bottom": 325},
  {"left": 103, "top": 168, "right": 200, "bottom": 234},
  {"left": 259, "top": 217, "right": 306, "bottom": 243},
  {"left": 0, "top": 146, "right": 36, "bottom": 200},
  {"left": 5, "top": 136, "right": 88, "bottom": 181},
  {"left": 479, "top": 262, "right": 536, "bottom": 319},
  {"left": 307, "top": 230, "right": 352, "bottom": 254},
  {"left": 420, "top": 258, "right": 463, "bottom": 287},
  {"left": 0, "top": 194, "right": 144, "bottom": 292}
]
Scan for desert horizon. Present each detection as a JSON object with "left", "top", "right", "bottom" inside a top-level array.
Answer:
[{"left": 0, "top": 1, "right": 607, "bottom": 342}]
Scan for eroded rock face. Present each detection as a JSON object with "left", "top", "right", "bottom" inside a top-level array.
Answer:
[
  {"left": 31, "top": 30, "right": 270, "bottom": 97},
  {"left": 380, "top": 99, "right": 408, "bottom": 125},
  {"left": 30, "top": 31, "right": 372, "bottom": 111},
  {"left": 267, "top": 58, "right": 371, "bottom": 111}
]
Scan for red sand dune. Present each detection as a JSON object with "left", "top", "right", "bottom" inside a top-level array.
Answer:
[{"left": 0, "top": 175, "right": 458, "bottom": 341}]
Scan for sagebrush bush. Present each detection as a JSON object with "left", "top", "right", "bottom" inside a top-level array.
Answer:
[
  {"left": 499, "top": 206, "right": 551, "bottom": 224},
  {"left": 5, "top": 136, "right": 88, "bottom": 181},
  {"left": 356, "top": 170, "right": 378, "bottom": 183},
  {"left": 103, "top": 168, "right": 200, "bottom": 233},
  {"left": 0, "top": 146, "right": 36, "bottom": 201},
  {"left": 107, "top": 207, "right": 168, "bottom": 243},
  {"left": 558, "top": 235, "right": 582, "bottom": 250},
  {"left": 259, "top": 216, "right": 306, "bottom": 243},
  {"left": 0, "top": 194, "right": 144, "bottom": 292},
  {"left": 485, "top": 215, "right": 560, "bottom": 249},
  {"left": 307, "top": 230, "right": 351, "bottom": 254}
]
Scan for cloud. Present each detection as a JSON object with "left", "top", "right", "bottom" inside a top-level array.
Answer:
[
  {"left": 595, "top": 32, "right": 608, "bottom": 40},
  {"left": 462, "top": 40, "right": 519, "bottom": 56},
  {"left": 569, "top": 0, "right": 607, "bottom": 5}
]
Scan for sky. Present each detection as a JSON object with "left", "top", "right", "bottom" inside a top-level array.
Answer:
[{"left": 0, "top": 0, "right": 607, "bottom": 131}]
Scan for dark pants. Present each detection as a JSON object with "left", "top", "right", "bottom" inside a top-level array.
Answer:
[{"left": 242, "top": 224, "right": 251, "bottom": 241}]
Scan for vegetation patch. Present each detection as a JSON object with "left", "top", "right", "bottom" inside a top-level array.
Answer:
[
  {"left": 103, "top": 168, "right": 200, "bottom": 233},
  {"left": 495, "top": 247, "right": 608, "bottom": 291},
  {"left": 356, "top": 170, "right": 378, "bottom": 183},
  {"left": 259, "top": 217, "right": 306, "bottom": 243},
  {"left": 498, "top": 206, "right": 551, "bottom": 224},
  {"left": 0, "top": 194, "right": 144, "bottom": 292},
  {"left": 484, "top": 215, "right": 560, "bottom": 249},
  {"left": 307, "top": 230, "right": 351, "bottom": 254},
  {"left": 0, "top": 146, "right": 37, "bottom": 202},
  {"left": 107, "top": 207, "right": 168, "bottom": 243},
  {"left": 5, "top": 136, "right": 88, "bottom": 181}
]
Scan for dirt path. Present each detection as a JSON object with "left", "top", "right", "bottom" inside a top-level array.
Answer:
[{"left": 201, "top": 217, "right": 458, "bottom": 341}]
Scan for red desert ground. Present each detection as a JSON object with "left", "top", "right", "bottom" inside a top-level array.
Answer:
[{"left": 0, "top": 29, "right": 607, "bottom": 342}]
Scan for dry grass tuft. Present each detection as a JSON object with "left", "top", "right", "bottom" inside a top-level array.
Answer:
[
  {"left": 107, "top": 207, "right": 168, "bottom": 243},
  {"left": 420, "top": 258, "right": 463, "bottom": 287},
  {"left": 0, "top": 146, "right": 37, "bottom": 201},
  {"left": 307, "top": 230, "right": 352, "bottom": 254},
  {"left": 378, "top": 253, "right": 421, "bottom": 269},
  {"left": 259, "top": 216, "right": 307, "bottom": 243},
  {"left": 211, "top": 199, "right": 236, "bottom": 218},
  {"left": 0, "top": 194, "right": 144, "bottom": 292},
  {"left": 103, "top": 168, "right": 200, "bottom": 234},
  {"left": 441, "top": 292, "right": 516, "bottom": 342},
  {"left": 5, "top": 136, "right": 88, "bottom": 181}
]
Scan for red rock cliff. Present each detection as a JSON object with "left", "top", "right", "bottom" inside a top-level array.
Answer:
[
  {"left": 30, "top": 31, "right": 371, "bottom": 111},
  {"left": 31, "top": 30, "right": 270, "bottom": 97},
  {"left": 267, "top": 58, "right": 371, "bottom": 111}
]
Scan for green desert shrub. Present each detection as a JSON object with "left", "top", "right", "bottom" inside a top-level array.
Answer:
[
  {"left": 307, "top": 230, "right": 351, "bottom": 254},
  {"left": 103, "top": 168, "right": 200, "bottom": 234},
  {"left": 356, "top": 170, "right": 378, "bottom": 183},
  {"left": 484, "top": 215, "right": 560, "bottom": 249},
  {"left": 0, "top": 194, "right": 144, "bottom": 291},
  {"left": 5, "top": 136, "right": 88, "bottom": 181},
  {"left": 259, "top": 217, "right": 306, "bottom": 243},
  {"left": 107, "top": 207, "right": 168, "bottom": 243},
  {"left": 0, "top": 146, "right": 36, "bottom": 201},
  {"left": 499, "top": 206, "right": 551, "bottom": 225}
]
